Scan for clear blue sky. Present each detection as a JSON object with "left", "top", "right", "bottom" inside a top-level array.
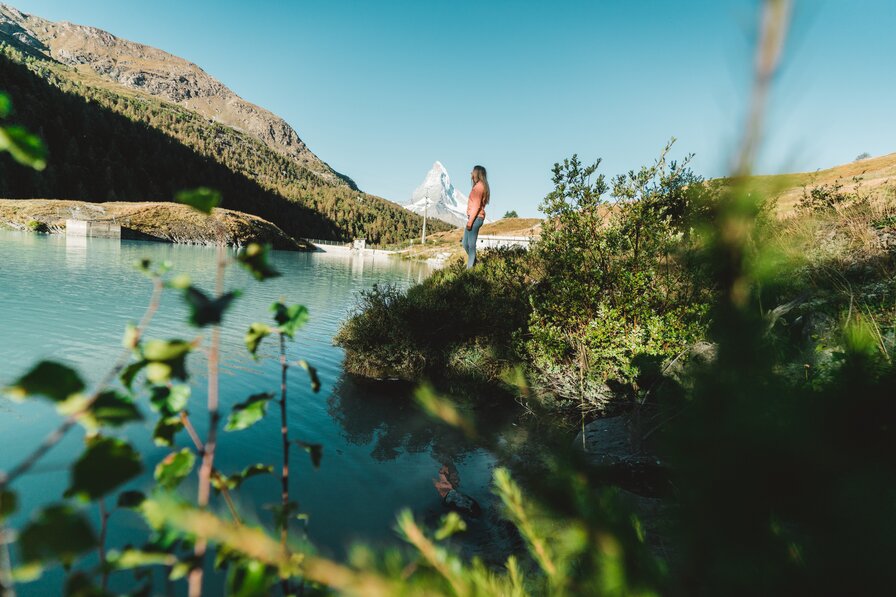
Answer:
[{"left": 9, "top": 0, "right": 896, "bottom": 217}]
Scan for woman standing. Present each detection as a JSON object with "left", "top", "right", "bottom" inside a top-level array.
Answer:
[{"left": 463, "top": 165, "right": 489, "bottom": 269}]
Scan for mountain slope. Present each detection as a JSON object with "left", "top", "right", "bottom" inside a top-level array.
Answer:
[
  {"left": 0, "top": 5, "right": 451, "bottom": 244},
  {"left": 0, "top": 3, "right": 350, "bottom": 188}
]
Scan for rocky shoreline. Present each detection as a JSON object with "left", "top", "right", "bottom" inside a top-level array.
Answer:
[{"left": 0, "top": 199, "right": 310, "bottom": 250}]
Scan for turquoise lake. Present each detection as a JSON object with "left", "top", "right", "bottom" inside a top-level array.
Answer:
[{"left": 0, "top": 231, "right": 498, "bottom": 594}]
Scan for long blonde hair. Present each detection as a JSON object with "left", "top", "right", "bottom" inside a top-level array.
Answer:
[{"left": 472, "top": 165, "right": 490, "bottom": 206}]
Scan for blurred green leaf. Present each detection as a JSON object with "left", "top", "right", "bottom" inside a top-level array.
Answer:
[
  {"left": 266, "top": 500, "right": 300, "bottom": 533},
  {"left": 434, "top": 511, "right": 468, "bottom": 541},
  {"left": 122, "top": 323, "right": 140, "bottom": 350},
  {"left": 67, "top": 436, "right": 143, "bottom": 500},
  {"left": 183, "top": 286, "right": 240, "bottom": 327},
  {"left": 0, "top": 124, "right": 47, "bottom": 171},
  {"left": 297, "top": 359, "right": 321, "bottom": 393},
  {"left": 143, "top": 339, "right": 192, "bottom": 362},
  {"left": 166, "top": 273, "right": 192, "bottom": 290},
  {"left": 155, "top": 448, "right": 196, "bottom": 489},
  {"left": 142, "top": 340, "right": 192, "bottom": 384},
  {"left": 117, "top": 490, "right": 146, "bottom": 509},
  {"left": 175, "top": 187, "right": 221, "bottom": 214},
  {"left": 5, "top": 361, "right": 85, "bottom": 402},
  {"left": 19, "top": 504, "right": 97, "bottom": 566},
  {"left": 226, "top": 559, "right": 277, "bottom": 597},
  {"left": 0, "top": 489, "right": 17, "bottom": 521},
  {"left": 236, "top": 243, "right": 280, "bottom": 281},
  {"left": 271, "top": 302, "right": 309, "bottom": 338},
  {"left": 109, "top": 548, "right": 176, "bottom": 570},
  {"left": 212, "top": 463, "right": 273, "bottom": 492},
  {"left": 120, "top": 360, "right": 147, "bottom": 390},
  {"left": 295, "top": 440, "right": 323, "bottom": 469},
  {"left": 0, "top": 93, "right": 11, "bottom": 118},
  {"left": 224, "top": 393, "right": 274, "bottom": 432},
  {"left": 87, "top": 390, "right": 143, "bottom": 428},
  {"left": 153, "top": 415, "right": 184, "bottom": 447},
  {"left": 149, "top": 385, "right": 190, "bottom": 416},
  {"left": 245, "top": 322, "right": 272, "bottom": 359}
]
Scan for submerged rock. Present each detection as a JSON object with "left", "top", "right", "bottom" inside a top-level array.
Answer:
[{"left": 444, "top": 489, "right": 482, "bottom": 517}]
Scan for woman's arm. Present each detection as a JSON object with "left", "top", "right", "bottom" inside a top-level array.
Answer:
[{"left": 467, "top": 183, "right": 483, "bottom": 230}]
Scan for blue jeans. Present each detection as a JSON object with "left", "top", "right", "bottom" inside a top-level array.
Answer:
[{"left": 462, "top": 217, "right": 484, "bottom": 269}]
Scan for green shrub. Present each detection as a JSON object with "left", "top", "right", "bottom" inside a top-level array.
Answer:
[
  {"left": 336, "top": 248, "right": 533, "bottom": 384},
  {"left": 527, "top": 144, "right": 714, "bottom": 412},
  {"left": 26, "top": 219, "right": 48, "bottom": 232}
]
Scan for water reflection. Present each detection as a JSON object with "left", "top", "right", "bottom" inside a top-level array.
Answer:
[
  {"left": 327, "top": 375, "right": 476, "bottom": 462},
  {"left": 64, "top": 233, "right": 87, "bottom": 268}
]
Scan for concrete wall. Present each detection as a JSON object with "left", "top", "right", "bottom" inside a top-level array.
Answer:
[
  {"left": 66, "top": 219, "right": 121, "bottom": 239},
  {"left": 476, "top": 235, "right": 533, "bottom": 250}
]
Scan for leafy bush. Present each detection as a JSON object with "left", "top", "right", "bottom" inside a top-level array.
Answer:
[
  {"left": 527, "top": 143, "right": 714, "bottom": 412},
  {"left": 503, "top": 210, "right": 519, "bottom": 218},
  {"left": 26, "top": 219, "right": 47, "bottom": 232},
  {"left": 336, "top": 248, "right": 533, "bottom": 384}
]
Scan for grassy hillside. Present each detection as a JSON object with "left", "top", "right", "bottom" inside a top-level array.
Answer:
[
  {"left": 0, "top": 43, "right": 451, "bottom": 245},
  {"left": 749, "top": 152, "right": 896, "bottom": 213}
]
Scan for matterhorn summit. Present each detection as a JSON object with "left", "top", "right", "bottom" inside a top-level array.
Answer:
[{"left": 404, "top": 162, "right": 470, "bottom": 228}]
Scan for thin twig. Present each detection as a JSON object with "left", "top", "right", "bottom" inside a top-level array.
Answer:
[
  {"left": 278, "top": 332, "right": 292, "bottom": 595},
  {"left": 98, "top": 498, "right": 110, "bottom": 591},
  {"left": 190, "top": 244, "right": 226, "bottom": 597},
  {"left": 178, "top": 412, "right": 241, "bottom": 524}
]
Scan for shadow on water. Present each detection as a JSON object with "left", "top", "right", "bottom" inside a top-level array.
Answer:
[{"left": 326, "top": 373, "right": 529, "bottom": 564}]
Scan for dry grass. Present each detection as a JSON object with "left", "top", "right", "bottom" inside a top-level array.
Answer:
[
  {"left": 398, "top": 217, "right": 542, "bottom": 261},
  {"left": 750, "top": 152, "right": 896, "bottom": 215},
  {"left": 0, "top": 199, "right": 309, "bottom": 250}
]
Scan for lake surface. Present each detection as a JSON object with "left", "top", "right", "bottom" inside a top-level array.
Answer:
[{"left": 0, "top": 231, "right": 497, "bottom": 594}]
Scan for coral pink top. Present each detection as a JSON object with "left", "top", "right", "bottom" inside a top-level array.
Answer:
[{"left": 467, "top": 181, "right": 486, "bottom": 224}]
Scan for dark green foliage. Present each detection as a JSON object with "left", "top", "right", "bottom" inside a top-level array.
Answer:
[
  {"left": 503, "top": 210, "right": 519, "bottom": 218},
  {"left": 528, "top": 146, "right": 713, "bottom": 410},
  {"left": 335, "top": 248, "right": 533, "bottom": 383},
  {"left": 66, "top": 436, "right": 143, "bottom": 500},
  {"left": 154, "top": 449, "right": 196, "bottom": 489},
  {"left": 0, "top": 489, "right": 17, "bottom": 520},
  {"left": 295, "top": 441, "right": 323, "bottom": 469},
  {"left": 244, "top": 322, "right": 272, "bottom": 359},
  {"left": 0, "top": 46, "right": 449, "bottom": 245},
  {"left": 224, "top": 393, "right": 275, "bottom": 432},
  {"left": 212, "top": 464, "right": 274, "bottom": 492},
  {"left": 236, "top": 244, "right": 281, "bottom": 281},
  {"left": 87, "top": 391, "right": 143, "bottom": 428},
  {"left": 5, "top": 360, "right": 85, "bottom": 403},
  {"left": 18, "top": 505, "right": 97, "bottom": 566},
  {"left": 271, "top": 302, "right": 309, "bottom": 338},
  {"left": 297, "top": 360, "right": 321, "bottom": 393},
  {"left": 148, "top": 385, "right": 190, "bottom": 416},
  {"left": 152, "top": 416, "right": 184, "bottom": 447},
  {"left": 183, "top": 286, "right": 240, "bottom": 327},
  {"left": 116, "top": 490, "right": 146, "bottom": 509},
  {"left": 140, "top": 339, "right": 193, "bottom": 384}
]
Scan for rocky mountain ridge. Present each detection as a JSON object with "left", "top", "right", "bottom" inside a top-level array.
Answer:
[{"left": 0, "top": 3, "right": 354, "bottom": 188}]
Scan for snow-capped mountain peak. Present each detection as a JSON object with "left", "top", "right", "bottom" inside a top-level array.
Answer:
[{"left": 404, "top": 161, "right": 469, "bottom": 228}]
